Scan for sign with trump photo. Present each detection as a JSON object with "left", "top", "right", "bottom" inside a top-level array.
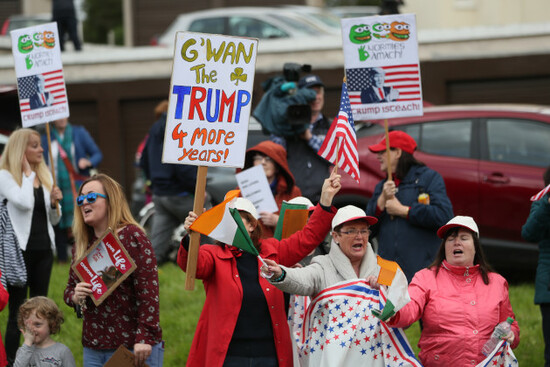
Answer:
[
  {"left": 162, "top": 32, "right": 258, "bottom": 168},
  {"left": 72, "top": 229, "right": 137, "bottom": 306},
  {"left": 11, "top": 22, "right": 69, "bottom": 127},
  {"left": 341, "top": 14, "right": 423, "bottom": 120}
]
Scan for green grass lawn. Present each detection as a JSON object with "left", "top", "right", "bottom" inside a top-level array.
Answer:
[{"left": 0, "top": 262, "right": 543, "bottom": 365}]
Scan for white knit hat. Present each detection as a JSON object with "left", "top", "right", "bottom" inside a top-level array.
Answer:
[
  {"left": 437, "top": 216, "right": 479, "bottom": 238},
  {"left": 331, "top": 205, "right": 377, "bottom": 230},
  {"left": 234, "top": 197, "right": 259, "bottom": 220},
  {"left": 287, "top": 196, "right": 315, "bottom": 210}
]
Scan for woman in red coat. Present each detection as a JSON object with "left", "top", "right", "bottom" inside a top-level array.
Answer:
[
  {"left": 177, "top": 170, "right": 340, "bottom": 367},
  {"left": 0, "top": 271, "right": 9, "bottom": 367},
  {"left": 240, "top": 140, "right": 302, "bottom": 238}
]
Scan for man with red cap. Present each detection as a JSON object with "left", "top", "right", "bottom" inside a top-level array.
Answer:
[{"left": 365, "top": 130, "right": 453, "bottom": 282}]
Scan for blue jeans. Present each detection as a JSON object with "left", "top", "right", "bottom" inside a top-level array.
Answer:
[
  {"left": 151, "top": 194, "right": 194, "bottom": 264},
  {"left": 83, "top": 342, "right": 164, "bottom": 367}
]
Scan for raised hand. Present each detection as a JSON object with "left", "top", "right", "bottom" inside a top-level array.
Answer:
[{"left": 319, "top": 167, "right": 341, "bottom": 207}]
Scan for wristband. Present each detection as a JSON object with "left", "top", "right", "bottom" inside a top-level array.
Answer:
[{"left": 272, "top": 269, "right": 286, "bottom": 283}]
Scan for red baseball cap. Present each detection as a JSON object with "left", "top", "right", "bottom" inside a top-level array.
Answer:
[{"left": 368, "top": 131, "right": 417, "bottom": 154}]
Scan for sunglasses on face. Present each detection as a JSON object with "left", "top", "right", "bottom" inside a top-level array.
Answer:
[{"left": 76, "top": 192, "right": 107, "bottom": 206}]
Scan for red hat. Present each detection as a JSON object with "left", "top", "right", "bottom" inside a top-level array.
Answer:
[{"left": 368, "top": 131, "right": 417, "bottom": 154}]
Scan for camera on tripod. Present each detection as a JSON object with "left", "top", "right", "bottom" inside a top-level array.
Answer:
[
  {"left": 283, "top": 63, "right": 312, "bottom": 126},
  {"left": 252, "top": 62, "right": 317, "bottom": 137}
]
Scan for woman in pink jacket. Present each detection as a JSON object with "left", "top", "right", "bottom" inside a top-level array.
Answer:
[
  {"left": 178, "top": 170, "right": 340, "bottom": 367},
  {"left": 385, "top": 216, "right": 519, "bottom": 366}
]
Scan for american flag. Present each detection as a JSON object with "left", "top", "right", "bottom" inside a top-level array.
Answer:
[
  {"left": 346, "top": 64, "right": 421, "bottom": 105},
  {"left": 477, "top": 340, "right": 518, "bottom": 367},
  {"left": 291, "top": 279, "right": 422, "bottom": 367},
  {"left": 318, "top": 82, "right": 360, "bottom": 183},
  {"left": 17, "top": 69, "right": 67, "bottom": 112},
  {"left": 531, "top": 184, "right": 550, "bottom": 201}
]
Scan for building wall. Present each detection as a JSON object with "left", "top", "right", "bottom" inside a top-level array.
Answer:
[
  {"left": 0, "top": 0, "right": 21, "bottom": 28},
  {"left": 402, "top": 0, "right": 550, "bottom": 29}
]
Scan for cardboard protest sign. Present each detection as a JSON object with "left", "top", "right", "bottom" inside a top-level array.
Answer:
[
  {"left": 11, "top": 22, "right": 69, "bottom": 127},
  {"left": 72, "top": 229, "right": 137, "bottom": 306},
  {"left": 236, "top": 164, "right": 278, "bottom": 214},
  {"left": 104, "top": 346, "right": 149, "bottom": 367},
  {"left": 341, "top": 14, "right": 423, "bottom": 120},
  {"left": 162, "top": 32, "right": 258, "bottom": 168}
]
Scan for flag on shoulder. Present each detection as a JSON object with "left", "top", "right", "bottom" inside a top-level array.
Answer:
[
  {"left": 318, "top": 82, "right": 360, "bottom": 183},
  {"left": 189, "top": 189, "right": 258, "bottom": 256}
]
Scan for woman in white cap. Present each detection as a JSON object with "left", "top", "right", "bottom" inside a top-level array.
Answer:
[
  {"left": 262, "top": 205, "right": 379, "bottom": 297},
  {"left": 383, "top": 215, "right": 520, "bottom": 366},
  {"left": 177, "top": 170, "right": 341, "bottom": 367}
]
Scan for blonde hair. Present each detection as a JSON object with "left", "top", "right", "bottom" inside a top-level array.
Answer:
[
  {"left": 17, "top": 296, "right": 64, "bottom": 335},
  {"left": 0, "top": 128, "right": 52, "bottom": 191},
  {"left": 73, "top": 173, "right": 142, "bottom": 259}
]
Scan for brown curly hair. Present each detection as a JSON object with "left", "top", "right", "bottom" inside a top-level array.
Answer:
[{"left": 17, "top": 296, "right": 64, "bottom": 335}]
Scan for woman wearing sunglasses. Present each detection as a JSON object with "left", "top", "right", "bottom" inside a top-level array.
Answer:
[
  {"left": 63, "top": 174, "right": 163, "bottom": 367},
  {"left": 0, "top": 128, "right": 62, "bottom": 365}
]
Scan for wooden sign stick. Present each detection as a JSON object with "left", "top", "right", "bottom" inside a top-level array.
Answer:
[
  {"left": 185, "top": 165, "right": 208, "bottom": 290},
  {"left": 383, "top": 119, "right": 392, "bottom": 182},
  {"left": 45, "top": 122, "right": 60, "bottom": 215}
]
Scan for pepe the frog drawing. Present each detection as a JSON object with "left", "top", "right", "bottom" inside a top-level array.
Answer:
[
  {"left": 18, "top": 35, "right": 34, "bottom": 53},
  {"left": 388, "top": 21, "right": 410, "bottom": 41},
  {"left": 373, "top": 23, "right": 391, "bottom": 39},
  {"left": 349, "top": 24, "right": 372, "bottom": 44},
  {"left": 33, "top": 31, "right": 44, "bottom": 48},
  {"left": 43, "top": 31, "right": 56, "bottom": 49}
]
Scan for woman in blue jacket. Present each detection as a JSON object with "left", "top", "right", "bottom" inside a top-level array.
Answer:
[
  {"left": 366, "top": 130, "right": 453, "bottom": 282},
  {"left": 42, "top": 118, "right": 103, "bottom": 262},
  {"left": 522, "top": 166, "right": 550, "bottom": 367}
]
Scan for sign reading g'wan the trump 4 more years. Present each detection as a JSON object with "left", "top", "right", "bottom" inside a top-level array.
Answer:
[
  {"left": 341, "top": 14, "right": 423, "bottom": 121},
  {"left": 162, "top": 32, "right": 258, "bottom": 168},
  {"left": 11, "top": 22, "right": 69, "bottom": 127}
]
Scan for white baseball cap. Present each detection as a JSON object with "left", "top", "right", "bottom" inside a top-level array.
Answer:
[
  {"left": 437, "top": 216, "right": 479, "bottom": 238},
  {"left": 287, "top": 196, "right": 315, "bottom": 210},
  {"left": 332, "top": 205, "right": 377, "bottom": 230},
  {"left": 234, "top": 198, "right": 259, "bottom": 220}
]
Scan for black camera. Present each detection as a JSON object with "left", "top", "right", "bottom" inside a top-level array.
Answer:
[
  {"left": 283, "top": 63, "right": 312, "bottom": 126},
  {"left": 283, "top": 63, "right": 312, "bottom": 82}
]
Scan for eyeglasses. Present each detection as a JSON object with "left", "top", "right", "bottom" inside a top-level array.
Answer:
[
  {"left": 339, "top": 229, "right": 370, "bottom": 237},
  {"left": 76, "top": 192, "right": 107, "bottom": 206},
  {"left": 253, "top": 155, "right": 273, "bottom": 163}
]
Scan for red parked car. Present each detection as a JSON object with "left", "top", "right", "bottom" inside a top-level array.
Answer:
[{"left": 336, "top": 104, "right": 550, "bottom": 274}]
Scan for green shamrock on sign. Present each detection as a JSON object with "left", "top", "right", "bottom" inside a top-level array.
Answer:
[{"left": 230, "top": 67, "right": 247, "bottom": 85}]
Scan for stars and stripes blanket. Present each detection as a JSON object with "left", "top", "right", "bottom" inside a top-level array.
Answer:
[
  {"left": 290, "top": 279, "right": 421, "bottom": 367},
  {"left": 288, "top": 279, "right": 519, "bottom": 367}
]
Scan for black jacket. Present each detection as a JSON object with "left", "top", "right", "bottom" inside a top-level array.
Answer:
[{"left": 140, "top": 113, "right": 197, "bottom": 196}]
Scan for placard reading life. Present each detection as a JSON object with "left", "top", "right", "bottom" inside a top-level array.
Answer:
[
  {"left": 72, "top": 229, "right": 137, "bottom": 306},
  {"left": 11, "top": 22, "right": 69, "bottom": 127},
  {"left": 162, "top": 32, "right": 259, "bottom": 168}
]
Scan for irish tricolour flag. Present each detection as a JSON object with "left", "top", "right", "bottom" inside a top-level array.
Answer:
[
  {"left": 372, "top": 256, "right": 410, "bottom": 321},
  {"left": 189, "top": 190, "right": 259, "bottom": 257}
]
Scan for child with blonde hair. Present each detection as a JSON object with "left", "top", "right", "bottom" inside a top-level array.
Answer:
[{"left": 14, "top": 296, "right": 75, "bottom": 367}]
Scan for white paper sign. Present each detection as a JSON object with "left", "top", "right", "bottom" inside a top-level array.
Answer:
[
  {"left": 11, "top": 22, "right": 69, "bottom": 127},
  {"left": 341, "top": 14, "right": 423, "bottom": 121},
  {"left": 236, "top": 164, "right": 278, "bottom": 214},
  {"left": 162, "top": 32, "right": 258, "bottom": 168}
]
